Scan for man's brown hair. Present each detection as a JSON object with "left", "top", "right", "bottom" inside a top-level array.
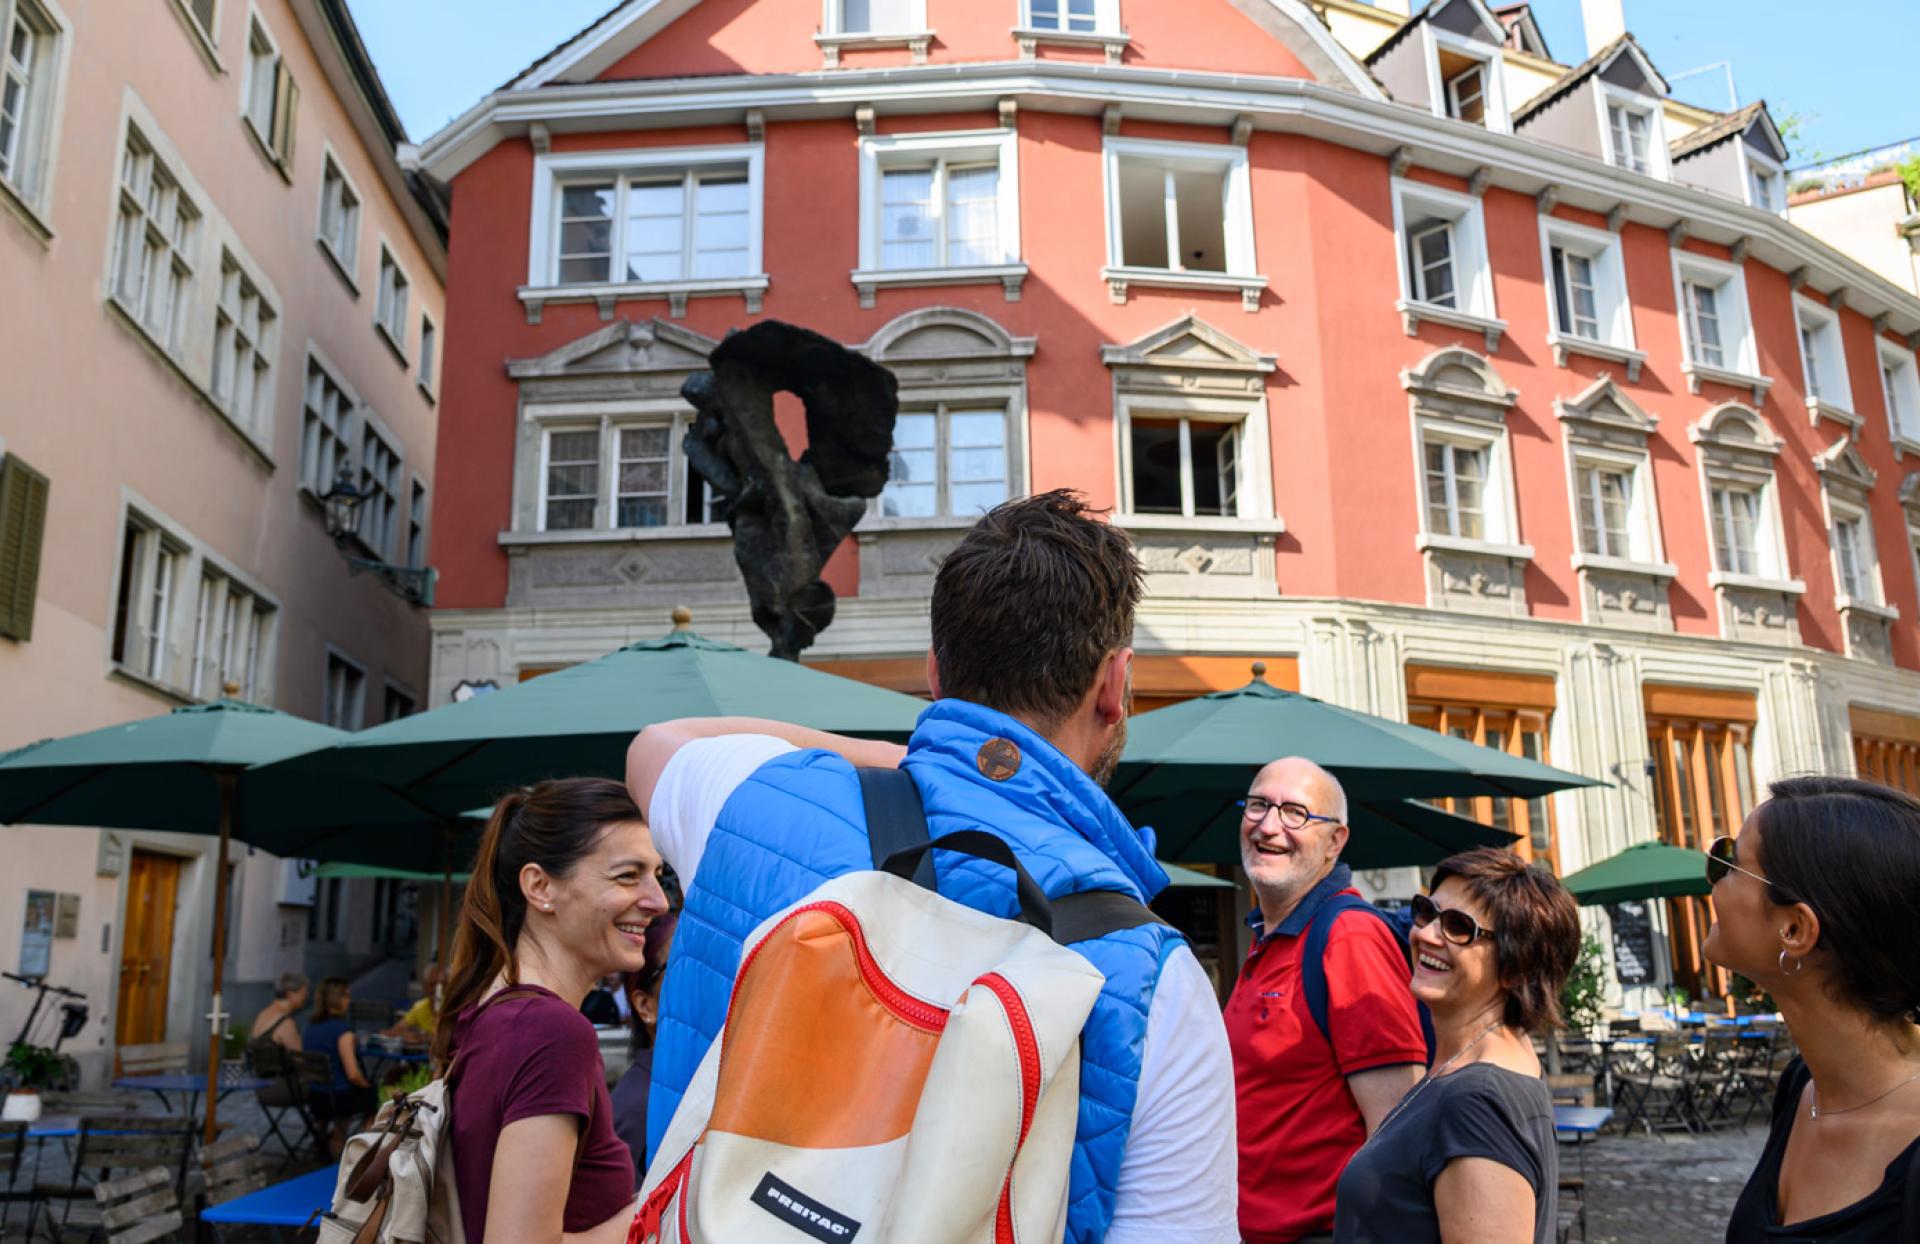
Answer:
[
  {"left": 1429, "top": 847, "right": 1581, "bottom": 1034},
  {"left": 930, "top": 490, "right": 1142, "bottom": 728}
]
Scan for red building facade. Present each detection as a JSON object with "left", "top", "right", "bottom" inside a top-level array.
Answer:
[{"left": 414, "top": 0, "right": 1920, "bottom": 996}]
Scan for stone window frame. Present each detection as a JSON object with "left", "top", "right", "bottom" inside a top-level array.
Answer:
[
  {"left": 1902, "top": 471, "right": 1920, "bottom": 618},
  {"left": 0, "top": 0, "right": 71, "bottom": 237},
  {"left": 853, "top": 126, "right": 1026, "bottom": 307},
  {"left": 1879, "top": 337, "right": 1920, "bottom": 456},
  {"left": 1555, "top": 376, "right": 1676, "bottom": 630},
  {"left": 1671, "top": 249, "right": 1771, "bottom": 404},
  {"left": 1013, "top": 0, "right": 1127, "bottom": 62},
  {"left": 1538, "top": 214, "right": 1644, "bottom": 379},
  {"left": 1596, "top": 81, "right": 1669, "bottom": 181},
  {"left": 1689, "top": 402, "right": 1797, "bottom": 590},
  {"left": 1814, "top": 436, "right": 1893, "bottom": 619},
  {"left": 854, "top": 306, "right": 1035, "bottom": 532},
  {"left": 1392, "top": 177, "right": 1504, "bottom": 351},
  {"left": 1100, "top": 134, "right": 1266, "bottom": 311},
  {"left": 1102, "top": 314, "right": 1280, "bottom": 534},
  {"left": 530, "top": 403, "right": 719, "bottom": 536},
  {"left": 1794, "top": 293, "right": 1857, "bottom": 431},
  {"left": 816, "top": 0, "right": 932, "bottom": 66}
]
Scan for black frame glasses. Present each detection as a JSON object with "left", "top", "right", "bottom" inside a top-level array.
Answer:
[
  {"left": 1410, "top": 893, "right": 1495, "bottom": 946},
  {"left": 1238, "top": 797, "right": 1342, "bottom": 831}
]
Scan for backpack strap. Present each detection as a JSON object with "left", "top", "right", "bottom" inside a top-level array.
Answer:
[
  {"left": 1302, "top": 895, "right": 1435, "bottom": 1060},
  {"left": 1051, "top": 891, "right": 1170, "bottom": 944},
  {"left": 859, "top": 766, "right": 935, "bottom": 889}
]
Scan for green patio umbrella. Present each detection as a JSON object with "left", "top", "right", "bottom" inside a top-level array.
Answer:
[
  {"left": 313, "top": 862, "right": 473, "bottom": 883},
  {"left": 1561, "top": 840, "right": 1711, "bottom": 906},
  {"left": 258, "top": 614, "right": 927, "bottom": 832},
  {"left": 0, "top": 699, "right": 352, "bottom": 1144},
  {"left": 1137, "top": 790, "right": 1517, "bottom": 870},
  {"left": 1115, "top": 668, "right": 1602, "bottom": 807},
  {"left": 1160, "top": 862, "right": 1236, "bottom": 889}
]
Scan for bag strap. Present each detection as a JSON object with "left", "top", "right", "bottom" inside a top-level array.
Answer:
[
  {"left": 860, "top": 766, "right": 935, "bottom": 888},
  {"left": 1303, "top": 895, "right": 1437, "bottom": 1064},
  {"left": 1050, "top": 890, "right": 1169, "bottom": 944}
]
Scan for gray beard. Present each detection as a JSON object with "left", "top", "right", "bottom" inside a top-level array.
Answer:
[{"left": 1090, "top": 713, "right": 1128, "bottom": 789}]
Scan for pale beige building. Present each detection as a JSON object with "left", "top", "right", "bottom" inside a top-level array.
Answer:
[
  {"left": 0, "top": 0, "right": 444, "bottom": 1083},
  {"left": 1789, "top": 167, "right": 1920, "bottom": 299}
]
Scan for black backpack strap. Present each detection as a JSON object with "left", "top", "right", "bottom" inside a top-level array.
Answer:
[
  {"left": 1050, "top": 890, "right": 1170, "bottom": 945},
  {"left": 859, "top": 766, "right": 935, "bottom": 889},
  {"left": 1303, "top": 895, "right": 1436, "bottom": 1061}
]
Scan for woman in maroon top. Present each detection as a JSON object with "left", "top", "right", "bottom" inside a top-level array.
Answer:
[{"left": 434, "top": 778, "right": 670, "bottom": 1244}]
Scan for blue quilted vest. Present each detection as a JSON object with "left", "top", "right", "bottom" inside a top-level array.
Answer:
[{"left": 646, "top": 700, "right": 1186, "bottom": 1243}]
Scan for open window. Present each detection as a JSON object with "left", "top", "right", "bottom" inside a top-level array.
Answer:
[
  {"left": 1880, "top": 339, "right": 1920, "bottom": 452},
  {"left": 1589, "top": 48, "right": 1672, "bottom": 181},
  {"left": 1794, "top": 294, "right": 1855, "bottom": 428},
  {"left": 817, "top": 0, "right": 930, "bottom": 64},
  {"left": 855, "top": 128, "right": 1022, "bottom": 305},
  {"left": 1673, "top": 251, "right": 1767, "bottom": 401},
  {"left": 1393, "top": 179, "right": 1500, "bottom": 348},
  {"left": 1102, "top": 136, "right": 1262, "bottom": 310},
  {"left": 1816, "top": 437, "right": 1896, "bottom": 661},
  {"left": 1540, "top": 216, "right": 1640, "bottom": 377},
  {"left": 0, "top": 0, "right": 67, "bottom": 219},
  {"left": 1415, "top": 1, "right": 1511, "bottom": 131},
  {"left": 241, "top": 10, "right": 296, "bottom": 175}
]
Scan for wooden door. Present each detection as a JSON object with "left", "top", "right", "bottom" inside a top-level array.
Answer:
[
  {"left": 1647, "top": 717, "right": 1755, "bottom": 999},
  {"left": 116, "top": 850, "right": 182, "bottom": 1052}
]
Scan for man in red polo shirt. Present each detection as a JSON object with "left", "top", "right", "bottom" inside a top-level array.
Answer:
[{"left": 1225, "top": 757, "right": 1427, "bottom": 1244}]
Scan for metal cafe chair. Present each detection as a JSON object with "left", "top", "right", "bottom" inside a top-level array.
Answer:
[
  {"left": 35, "top": 1113, "right": 194, "bottom": 1241},
  {"left": 1613, "top": 1031, "right": 1700, "bottom": 1136},
  {"left": 0, "top": 1119, "right": 54, "bottom": 1243},
  {"left": 244, "top": 1039, "right": 315, "bottom": 1170}
]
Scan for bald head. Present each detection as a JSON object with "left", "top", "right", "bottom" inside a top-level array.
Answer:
[{"left": 1252, "top": 756, "right": 1348, "bottom": 824}]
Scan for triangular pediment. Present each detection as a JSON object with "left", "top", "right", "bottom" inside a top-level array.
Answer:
[
  {"left": 1815, "top": 437, "right": 1878, "bottom": 491},
  {"left": 1429, "top": 0, "right": 1508, "bottom": 47},
  {"left": 507, "top": 317, "right": 718, "bottom": 380},
  {"left": 1597, "top": 40, "right": 1668, "bottom": 97},
  {"left": 1742, "top": 111, "right": 1790, "bottom": 163},
  {"left": 1102, "top": 316, "right": 1276, "bottom": 373},
  {"left": 1554, "top": 376, "right": 1656, "bottom": 434}
]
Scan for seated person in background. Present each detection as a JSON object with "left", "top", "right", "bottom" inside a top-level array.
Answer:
[
  {"left": 305, "top": 975, "right": 378, "bottom": 1155},
  {"left": 249, "top": 972, "right": 308, "bottom": 1053},
  {"left": 379, "top": 962, "right": 443, "bottom": 1046},
  {"left": 611, "top": 911, "right": 677, "bottom": 1180}
]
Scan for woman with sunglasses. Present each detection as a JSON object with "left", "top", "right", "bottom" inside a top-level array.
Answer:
[
  {"left": 1333, "top": 847, "right": 1580, "bottom": 1244},
  {"left": 1706, "top": 776, "right": 1920, "bottom": 1242}
]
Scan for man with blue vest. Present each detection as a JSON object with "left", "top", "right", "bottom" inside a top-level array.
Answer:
[{"left": 625, "top": 490, "right": 1237, "bottom": 1243}]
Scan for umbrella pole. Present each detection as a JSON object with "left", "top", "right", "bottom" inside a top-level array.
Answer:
[{"left": 203, "top": 771, "right": 236, "bottom": 1146}]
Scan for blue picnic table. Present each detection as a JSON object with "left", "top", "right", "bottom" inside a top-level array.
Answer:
[
  {"left": 1553, "top": 1104, "right": 1613, "bottom": 1179},
  {"left": 202, "top": 1163, "right": 339, "bottom": 1241},
  {"left": 112, "top": 1072, "right": 270, "bottom": 1123}
]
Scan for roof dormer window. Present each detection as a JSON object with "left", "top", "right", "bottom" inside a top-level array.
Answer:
[
  {"left": 1745, "top": 150, "right": 1784, "bottom": 214},
  {"left": 1446, "top": 63, "right": 1487, "bottom": 126},
  {"left": 1606, "top": 102, "right": 1652, "bottom": 174}
]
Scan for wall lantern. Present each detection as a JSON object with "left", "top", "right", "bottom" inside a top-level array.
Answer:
[{"left": 319, "top": 462, "right": 437, "bottom": 607}]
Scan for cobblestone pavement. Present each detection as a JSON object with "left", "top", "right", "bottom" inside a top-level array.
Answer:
[{"left": 1574, "top": 1124, "right": 1767, "bottom": 1243}]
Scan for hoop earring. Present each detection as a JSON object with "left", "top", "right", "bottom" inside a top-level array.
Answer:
[{"left": 1778, "top": 948, "right": 1805, "bottom": 977}]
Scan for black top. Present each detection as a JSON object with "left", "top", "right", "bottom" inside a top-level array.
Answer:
[
  {"left": 1332, "top": 1062, "right": 1558, "bottom": 1244},
  {"left": 1726, "top": 1058, "right": 1920, "bottom": 1242}
]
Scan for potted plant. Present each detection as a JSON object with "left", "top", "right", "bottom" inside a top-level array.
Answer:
[{"left": 3, "top": 1042, "right": 62, "bottom": 1122}]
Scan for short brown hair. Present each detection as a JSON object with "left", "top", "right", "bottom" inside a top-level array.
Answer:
[
  {"left": 311, "top": 976, "right": 351, "bottom": 1023},
  {"left": 1430, "top": 847, "right": 1581, "bottom": 1034},
  {"left": 930, "top": 490, "right": 1142, "bottom": 727}
]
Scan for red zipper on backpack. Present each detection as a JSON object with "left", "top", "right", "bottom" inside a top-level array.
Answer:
[
  {"left": 631, "top": 1147, "right": 692, "bottom": 1244},
  {"left": 735, "top": 901, "right": 949, "bottom": 1032},
  {"left": 977, "top": 972, "right": 1041, "bottom": 1244}
]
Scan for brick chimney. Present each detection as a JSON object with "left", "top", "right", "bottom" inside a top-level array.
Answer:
[{"left": 1581, "top": 0, "right": 1626, "bottom": 56}]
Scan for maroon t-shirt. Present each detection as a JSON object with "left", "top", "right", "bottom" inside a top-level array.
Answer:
[{"left": 448, "top": 986, "right": 635, "bottom": 1237}]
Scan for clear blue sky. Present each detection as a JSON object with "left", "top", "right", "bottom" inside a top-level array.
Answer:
[{"left": 349, "top": 0, "right": 1912, "bottom": 168}]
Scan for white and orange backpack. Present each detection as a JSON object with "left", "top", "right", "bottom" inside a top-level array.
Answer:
[{"left": 631, "top": 769, "right": 1166, "bottom": 1244}]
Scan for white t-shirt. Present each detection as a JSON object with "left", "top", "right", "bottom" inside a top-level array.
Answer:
[{"left": 649, "top": 736, "right": 1239, "bottom": 1244}]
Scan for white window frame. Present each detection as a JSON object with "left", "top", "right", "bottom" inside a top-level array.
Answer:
[
  {"left": 1740, "top": 144, "right": 1785, "bottom": 215},
  {"left": 239, "top": 7, "right": 294, "bottom": 174},
  {"left": 315, "top": 147, "right": 361, "bottom": 290},
  {"left": 1879, "top": 339, "right": 1920, "bottom": 451},
  {"left": 1019, "top": 0, "right": 1118, "bottom": 35},
  {"left": 405, "top": 475, "right": 428, "bottom": 568},
  {"left": 1691, "top": 404, "right": 1796, "bottom": 592},
  {"left": 1421, "top": 21, "right": 1510, "bottom": 133},
  {"left": 879, "top": 403, "right": 1016, "bottom": 520},
  {"left": 168, "top": 0, "right": 221, "bottom": 67},
  {"left": 209, "top": 247, "right": 277, "bottom": 441},
  {"left": 1101, "top": 135, "right": 1264, "bottom": 310},
  {"left": 820, "top": 0, "right": 927, "bottom": 37},
  {"left": 1707, "top": 482, "right": 1769, "bottom": 578},
  {"left": 356, "top": 413, "right": 402, "bottom": 561},
  {"left": 1794, "top": 294, "right": 1855, "bottom": 424},
  {"left": 532, "top": 404, "right": 728, "bottom": 535},
  {"left": 526, "top": 144, "right": 767, "bottom": 317},
  {"left": 417, "top": 312, "right": 437, "bottom": 400},
  {"left": 188, "top": 562, "right": 276, "bottom": 703},
  {"left": 1671, "top": 250, "right": 1766, "bottom": 396},
  {"left": 854, "top": 127, "right": 1023, "bottom": 304},
  {"left": 321, "top": 646, "right": 367, "bottom": 731},
  {"left": 1567, "top": 446, "right": 1660, "bottom": 564},
  {"left": 1827, "top": 498, "right": 1883, "bottom": 609},
  {"left": 1114, "top": 392, "right": 1273, "bottom": 524},
  {"left": 1539, "top": 216, "right": 1641, "bottom": 374},
  {"left": 1392, "top": 178, "right": 1500, "bottom": 342},
  {"left": 1411, "top": 417, "right": 1518, "bottom": 547},
  {"left": 1596, "top": 83, "right": 1669, "bottom": 181},
  {"left": 374, "top": 241, "right": 409, "bottom": 362},
  {"left": 107, "top": 120, "right": 202, "bottom": 360},
  {"left": 0, "top": 0, "right": 70, "bottom": 227},
  {"left": 299, "top": 345, "right": 358, "bottom": 499}
]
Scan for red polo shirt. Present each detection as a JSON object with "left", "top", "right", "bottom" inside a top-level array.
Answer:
[{"left": 1225, "top": 866, "right": 1427, "bottom": 1244}]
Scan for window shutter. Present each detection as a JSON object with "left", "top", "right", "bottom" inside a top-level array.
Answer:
[
  {"left": 272, "top": 65, "right": 299, "bottom": 167},
  {"left": 0, "top": 455, "right": 51, "bottom": 642}
]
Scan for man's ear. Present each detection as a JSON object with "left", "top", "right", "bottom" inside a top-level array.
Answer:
[
  {"left": 1094, "top": 647, "right": 1133, "bottom": 727},
  {"left": 1326, "top": 820, "right": 1350, "bottom": 863},
  {"left": 924, "top": 647, "right": 943, "bottom": 699}
]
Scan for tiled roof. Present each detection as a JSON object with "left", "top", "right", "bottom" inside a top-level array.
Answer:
[
  {"left": 1510, "top": 30, "right": 1660, "bottom": 127},
  {"left": 502, "top": 1, "right": 629, "bottom": 92},
  {"left": 1669, "top": 101, "right": 1769, "bottom": 161}
]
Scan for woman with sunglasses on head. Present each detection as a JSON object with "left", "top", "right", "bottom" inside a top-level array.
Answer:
[
  {"left": 1706, "top": 776, "right": 1920, "bottom": 1242},
  {"left": 1333, "top": 847, "right": 1580, "bottom": 1244},
  {"left": 435, "top": 778, "right": 670, "bottom": 1244}
]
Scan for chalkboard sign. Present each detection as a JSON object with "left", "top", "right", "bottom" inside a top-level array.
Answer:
[{"left": 1607, "top": 901, "right": 1657, "bottom": 986}]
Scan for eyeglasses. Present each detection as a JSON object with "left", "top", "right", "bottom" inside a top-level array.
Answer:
[
  {"left": 1238, "top": 796, "right": 1342, "bottom": 831},
  {"left": 1410, "top": 893, "right": 1495, "bottom": 946},
  {"left": 1705, "top": 836, "right": 1772, "bottom": 888}
]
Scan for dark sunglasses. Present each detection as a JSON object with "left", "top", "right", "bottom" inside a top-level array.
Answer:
[
  {"left": 1410, "top": 893, "right": 1494, "bottom": 946},
  {"left": 1705, "top": 836, "right": 1774, "bottom": 889}
]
